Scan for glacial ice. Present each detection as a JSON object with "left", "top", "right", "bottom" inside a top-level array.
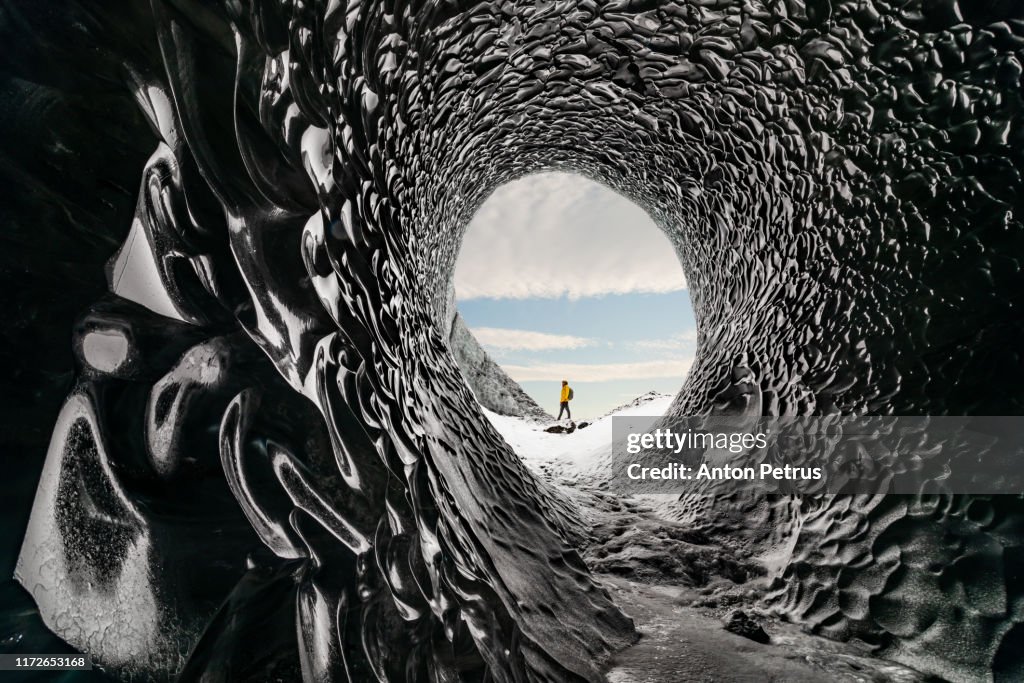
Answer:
[{"left": 3, "top": 0, "right": 1023, "bottom": 681}]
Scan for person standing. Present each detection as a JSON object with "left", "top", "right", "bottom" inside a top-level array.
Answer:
[{"left": 557, "top": 380, "right": 573, "bottom": 420}]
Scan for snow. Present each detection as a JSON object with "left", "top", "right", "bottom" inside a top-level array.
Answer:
[
  {"left": 484, "top": 392, "right": 931, "bottom": 683},
  {"left": 483, "top": 392, "right": 674, "bottom": 482}
]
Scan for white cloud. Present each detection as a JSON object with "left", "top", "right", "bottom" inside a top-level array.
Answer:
[
  {"left": 472, "top": 327, "right": 596, "bottom": 351},
  {"left": 501, "top": 358, "right": 693, "bottom": 383},
  {"left": 455, "top": 172, "right": 686, "bottom": 300},
  {"left": 629, "top": 329, "right": 700, "bottom": 352}
]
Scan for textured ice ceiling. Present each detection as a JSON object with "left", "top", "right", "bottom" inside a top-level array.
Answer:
[{"left": 4, "top": 0, "right": 1024, "bottom": 681}]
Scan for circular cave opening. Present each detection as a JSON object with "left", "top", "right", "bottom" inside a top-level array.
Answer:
[{"left": 450, "top": 171, "right": 696, "bottom": 426}]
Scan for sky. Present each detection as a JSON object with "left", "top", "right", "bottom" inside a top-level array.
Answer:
[{"left": 454, "top": 172, "right": 697, "bottom": 419}]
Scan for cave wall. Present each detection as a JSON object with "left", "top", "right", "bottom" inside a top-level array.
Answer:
[
  {"left": 0, "top": 0, "right": 157, "bottom": 590},
  {"left": 4, "top": 0, "right": 1024, "bottom": 681}
]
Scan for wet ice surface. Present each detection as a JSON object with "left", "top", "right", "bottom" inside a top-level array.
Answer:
[
  {"left": 603, "top": 577, "right": 932, "bottom": 683},
  {"left": 488, "top": 399, "right": 931, "bottom": 682},
  {"left": 4, "top": 0, "right": 1024, "bottom": 680}
]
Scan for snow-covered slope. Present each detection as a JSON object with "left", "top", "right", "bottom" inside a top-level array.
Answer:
[{"left": 483, "top": 392, "right": 673, "bottom": 483}]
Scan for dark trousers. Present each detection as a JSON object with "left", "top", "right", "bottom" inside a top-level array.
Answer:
[{"left": 557, "top": 401, "right": 571, "bottom": 420}]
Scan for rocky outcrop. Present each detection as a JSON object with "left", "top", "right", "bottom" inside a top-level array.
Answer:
[
  {"left": 544, "top": 422, "right": 576, "bottom": 434},
  {"left": 722, "top": 610, "right": 770, "bottom": 645},
  {"left": 448, "top": 312, "right": 550, "bottom": 421}
]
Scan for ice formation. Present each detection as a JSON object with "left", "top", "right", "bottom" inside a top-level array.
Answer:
[{"left": 4, "top": 0, "right": 1024, "bottom": 681}]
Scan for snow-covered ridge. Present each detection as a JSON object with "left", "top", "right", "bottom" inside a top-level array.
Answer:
[{"left": 596, "top": 390, "right": 673, "bottom": 419}]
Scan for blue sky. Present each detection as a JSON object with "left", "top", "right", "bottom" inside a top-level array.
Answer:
[{"left": 454, "top": 172, "right": 697, "bottom": 419}]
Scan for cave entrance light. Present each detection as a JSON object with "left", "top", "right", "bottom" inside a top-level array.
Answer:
[{"left": 450, "top": 171, "right": 696, "bottom": 423}]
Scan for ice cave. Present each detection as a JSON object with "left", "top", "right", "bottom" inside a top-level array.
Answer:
[{"left": 2, "top": 0, "right": 1024, "bottom": 681}]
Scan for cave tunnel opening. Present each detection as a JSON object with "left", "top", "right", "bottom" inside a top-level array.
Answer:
[{"left": 449, "top": 171, "right": 696, "bottom": 423}]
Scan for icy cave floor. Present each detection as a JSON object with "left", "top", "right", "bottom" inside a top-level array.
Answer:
[{"left": 485, "top": 395, "right": 931, "bottom": 683}]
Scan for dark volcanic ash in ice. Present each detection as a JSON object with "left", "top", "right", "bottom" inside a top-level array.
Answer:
[{"left": 3, "top": 0, "right": 1024, "bottom": 681}]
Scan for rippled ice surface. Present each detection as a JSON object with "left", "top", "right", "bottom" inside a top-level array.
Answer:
[{"left": 3, "top": 0, "right": 1024, "bottom": 681}]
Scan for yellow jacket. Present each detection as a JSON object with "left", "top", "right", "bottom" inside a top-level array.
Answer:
[{"left": 560, "top": 385, "right": 571, "bottom": 402}]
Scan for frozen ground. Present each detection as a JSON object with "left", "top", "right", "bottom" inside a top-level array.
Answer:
[
  {"left": 483, "top": 391, "right": 673, "bottom": 485},
  {"left": 484, "top": 394, "right": 930, "bottom": 683}
]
